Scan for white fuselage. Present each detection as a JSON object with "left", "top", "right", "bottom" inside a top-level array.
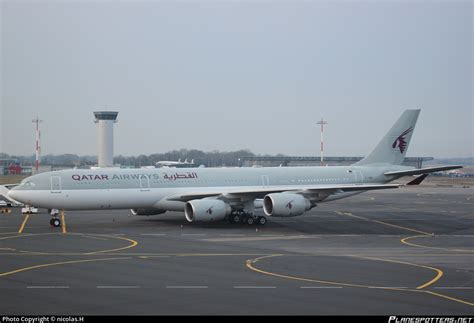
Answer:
[{"left": 8, "top": 165, "right": 406, "bottom": 211}]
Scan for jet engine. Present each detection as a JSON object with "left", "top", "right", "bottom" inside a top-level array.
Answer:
[
  {"left": 263, "top": 193, "right": 311, "bottom": 217},
  {"left": 184, "top": 199, "right": 231, "bottom": 222},
  {"left": 130, "top": 208, "right": 166, "bottom": 216}
]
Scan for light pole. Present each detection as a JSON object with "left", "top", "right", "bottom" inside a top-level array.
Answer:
[
  {"left": 32, "top": 117, "right": 42, "bottom": 173},
  {"left": 316, "top": 118, "right": 328, "bottom": 166}
]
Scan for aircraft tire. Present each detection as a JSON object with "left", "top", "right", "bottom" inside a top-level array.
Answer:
[
  {"left": 257, "top": 216, "right": 267, "bottom": 226},
  {"left": 231, "top": 214, "right": 241, "bottom": 224},
  {"left": 52, "top": 218, "right": 61, "bottom": 228},
  {"left": 246, "top": 217, "right": 255, "bottom": 225}
]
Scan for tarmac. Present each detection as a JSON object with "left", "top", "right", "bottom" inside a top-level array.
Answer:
[{"left": 0, "top": 186, "right": 472, "bottom": 315}]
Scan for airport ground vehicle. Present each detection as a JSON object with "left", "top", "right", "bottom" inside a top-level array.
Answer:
[{"left": 21, "top": 206, "right": 38, "bottom": 214}]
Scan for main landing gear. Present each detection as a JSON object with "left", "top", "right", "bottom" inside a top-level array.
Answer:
[
  {"left": 49, "top": 209, "right": 61, "bottom": 228},
  {"left": 228, "top": 210, "right": 267, "bottom": 226}
]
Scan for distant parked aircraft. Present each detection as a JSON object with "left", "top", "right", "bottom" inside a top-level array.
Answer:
[{"left": 155, "top": 158, "right": 195, "bottom": 168}]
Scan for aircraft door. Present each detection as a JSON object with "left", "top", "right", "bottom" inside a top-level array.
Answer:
[
  {"left": 51, "top": 176, "right": 62, "bottom": 193},
  {"left": 354, "top": 170, "right": 364, "bottom": 184},
  {"left": 140, "top": 175, "right": 150, "bottom": 191},
  {"left": 261, "top": 175, "right": 269, "bottom": 187}
]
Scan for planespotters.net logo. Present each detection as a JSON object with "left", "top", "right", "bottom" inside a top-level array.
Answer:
[{"left": 389, "top": 317, "right": 473, "bottom": 323}]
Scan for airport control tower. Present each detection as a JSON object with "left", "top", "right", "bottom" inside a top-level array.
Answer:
[{"left": 94, "top": 111, "right": 118, "bottom": 167}]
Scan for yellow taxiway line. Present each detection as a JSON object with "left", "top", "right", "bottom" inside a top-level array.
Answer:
[
  {"left": 84, "top": 235, "right": 139, "bottom": 255},
  {"left": 335, "top": 211, "right": 432, "bottom": 236},
  {"left": 18, "top": 214, "right": 30, "bottom": 234},
  {"left": 401, "top": 235, "right": 474, "bottom": 253},
  {"left": 61, "top": 211, "right": 67, "bottom": 234},
  {"left": 353, "top": 255, "right": 443, "bottom": 290},
  {"left": 0, "top": 257, "right": 131, "bottom": 277},
  {"left": 246, "top": 254, "right": 474, "bottom": 308}
]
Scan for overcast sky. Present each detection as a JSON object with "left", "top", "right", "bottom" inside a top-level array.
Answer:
[{"left": 1, "top": 0, "right": 472, "bottom": 158}]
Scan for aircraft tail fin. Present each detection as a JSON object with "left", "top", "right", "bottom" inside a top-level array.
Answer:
[{"left": 354, "top": 109, "right": 420, "bottom": 166}]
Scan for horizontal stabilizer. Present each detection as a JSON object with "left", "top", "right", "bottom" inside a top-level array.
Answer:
[
  {"left": 406, "top": 174, "right": 429, "bottom": 185},
  {"left": 385, "top": 165, "right": 463, "bottom": 177}
]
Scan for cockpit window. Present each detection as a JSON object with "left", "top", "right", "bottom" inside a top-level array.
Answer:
[{"left": 22, "top": 181, "right": 35, "bottom": 187}]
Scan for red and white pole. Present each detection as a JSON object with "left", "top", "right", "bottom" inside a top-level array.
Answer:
[
  {"left": 32, "top": 117, "right": 42, "bottom": 173},
  {"left": 316, "top": 118, "right": 327, "bottom": 166}
]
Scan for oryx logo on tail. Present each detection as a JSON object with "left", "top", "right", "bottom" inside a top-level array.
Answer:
[{"left": 392, "top": 127, "right": 413, "bottom": 153}]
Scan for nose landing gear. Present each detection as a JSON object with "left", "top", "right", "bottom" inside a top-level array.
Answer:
[
  {"left": 49, "top": 209, "right": 61, "bottom": 228},
  {"left": 50, "top": 218, "right": 61, "bottom": 227}
]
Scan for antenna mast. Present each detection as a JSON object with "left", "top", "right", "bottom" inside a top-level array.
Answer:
[
  {"left": 32, "top": 117, "right": 42, "bottom": 173},
  {"left": 316, "top": 118, "right": 328, "bottom": 166}
]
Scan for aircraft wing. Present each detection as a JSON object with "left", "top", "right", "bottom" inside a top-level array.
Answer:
[
  {"left": 166, "top": 183, "right": 400, "bottom": 202},
  {"left": 0, "top": 185, "right": 22, "bottom": 206},
  {"left": 1, "top": 183, "right": 20, "bottom": 190},
  {"left": 384, "top": 165, "right": 463, "bottom": 177}
]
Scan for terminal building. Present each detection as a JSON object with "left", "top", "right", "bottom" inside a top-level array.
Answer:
[
  {"left": 0, "top": 159, "right": 32, "bottom": 175},
  {"left": 240, "top": 156, "right": 433, "bottom": 168}
]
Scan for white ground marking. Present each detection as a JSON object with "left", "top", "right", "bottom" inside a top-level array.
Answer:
[
  {"left": 233, "top": 286, "right": 276, "bottom": 289},
  {"left": 300, "top": 286, "right": 343, "bottom": 289},
  {"left": 203, "top": 235, "right": 318, "bottom": 242},
  {"left": 27, "top": 286, "right": 70, "bottom": 289},
  {"left": 166, "top": 286, "right": 208, "bottom": 289},
  {"left": 96, "top": 286, "right": 140, "bottom": 289}
]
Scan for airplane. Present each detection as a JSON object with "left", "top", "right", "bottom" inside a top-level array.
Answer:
[
  {"left": 155, "top": 158, "right": 195, "bottom": 168},
  {"left": 7, "top": 109, "right": 462, "bottom": 227}
]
